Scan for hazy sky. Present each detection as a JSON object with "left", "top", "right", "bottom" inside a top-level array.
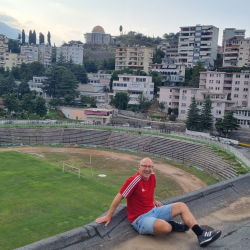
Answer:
[{"left": 1, "top": 0, "right": 250, "bottom": 46}]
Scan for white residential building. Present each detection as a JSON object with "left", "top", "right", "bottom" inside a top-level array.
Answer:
[
  {"left": 150, "top": 58, "right": 185, "bottom": 85},
  {"left": 177, "top": 24, "right": 219, "bottom": 69},
  {"left": 28, "top": 76, "right": 47, "bottom": 97},
  {"left": 56, "top": 41, "right": 84, "bottom": 65},
  {"left": 87, "top": 71, "right": 112, "bottom": 90},
  {"left": 113, "top": 75, "right": 154, "bottom": 105},
  {"left": 0, "top": 34, "right": 9, "bottom": 68}
]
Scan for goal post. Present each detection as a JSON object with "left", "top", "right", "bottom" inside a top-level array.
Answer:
[{"left": 63, "top": 163, "right": 80, "bottom": 179}]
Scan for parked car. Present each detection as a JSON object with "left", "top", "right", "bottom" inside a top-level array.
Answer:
[
  {"left": 122, "top": 123, "right": 130, "bottom": 127},
  {"left": 210, "top": 136, "right": 218, "bottom": 141},
  {"left": 143, "top": 126, "right": 152, "bottom": 129},
  {"left": 134, "top": 124, "right": 141, "bottom": 128},
  {"left": 106, "top": 122, "right": 115, "bottom": 126},
  {"left": 80, "top": 121, "right": 89, "bottom": 125},
  {"left": 222, "top": 139, "right": 232, "bottom": 145}
]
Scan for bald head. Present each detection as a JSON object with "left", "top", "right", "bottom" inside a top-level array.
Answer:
[{"left": 140, "top": 157, "right": 153, "bottom": 166}]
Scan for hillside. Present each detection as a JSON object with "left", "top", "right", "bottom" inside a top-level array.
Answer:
[{"left": 0, "top": 21, "right": 21, "bottom": 39}]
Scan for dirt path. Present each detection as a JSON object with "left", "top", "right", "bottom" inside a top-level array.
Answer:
[{"left": 0, "top": 147, "right": 206, "bottom": 193}]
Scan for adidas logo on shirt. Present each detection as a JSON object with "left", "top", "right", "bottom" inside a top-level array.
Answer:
[{"left": 142, "top": 188, "right": 145, "bottom": 192}]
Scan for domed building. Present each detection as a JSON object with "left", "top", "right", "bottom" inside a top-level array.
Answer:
[{"left": 84, "top": 25, "right": 111, "bottom": 45}]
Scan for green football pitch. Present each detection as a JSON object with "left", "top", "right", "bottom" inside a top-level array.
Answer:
[{"left": 0, "top": 151, "right": 184, "bottom": 250}]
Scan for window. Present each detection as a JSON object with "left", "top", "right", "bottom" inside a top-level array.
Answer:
[
  {"left": 244, "top": 81, "right": 249, "bottom": 85},
  {"left": 235, "top": 87, "right": 239, "bottom": 91},
  {"left": 181, "top": 103, "right": 186, "bottom": 107},
  {"left": 183, "top": 90, "right": 187, "bottom": 93},
  {"left": 216, "top": 80, "right": 220, "bottom": 83},
  {"left": 181, "top": 110, "right": 186, "bottom": 114},
  {"left": 235, "top": 81, "right": 240, "bottom": 84},
  {"left": 170, "top": 89, "right": 172, "bottom": 92},
  {"left": 215, "top": 87, "right": 220, "bottom": 90},
  {"left": 191, "top": 90, "right": 197, "bottom": 94},
  {"left": 243, "top": 95, "right": 248, "bottom": 99},
  {"left": 124, "top": 84, "right": 127, "bottom": 87},
  {"left": 234, "top": 94, "right": 238, "bottom": 97},
  {"left": 182, "top": 96, "right": 186, "bottom": 100},
  {"left": 242, "top": 101, "right": 248, "bottom": 106},
  {"left": 216, "top": 110, "right": 221, "bottom": 114},
  {"left": 123, "top": 77, "right": 129, "bottom": 81},
  {"left": 114, "top": 83, "right": 116, "bottom": 86},
  {"left": 210, "top": 74, "right": 214, "bottom": 77},
  {"left": 209, "top": 80, "right": 214, "bottom": 83},
  {"left": 169, "top": 102, "right": 171, "bottom": 105},
  {"left": 236, "top": 74, "right": 241, "bottom": 78},
  {"left": 217, "top": 103, "right": 222, "bottom": 107},
  {"left": 243, "top": 88, "right": 248, "bottom": 91},
  {"left": 245, "top": 75, "right": 250, "bottom": 78},
  {"left": 209, "top": 86, "right": 213, "bottom": 90},
  {"left": 216, "top": 74, "right": 221, "bottom": 77}
]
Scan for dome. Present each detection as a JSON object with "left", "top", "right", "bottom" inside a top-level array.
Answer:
[{"left": 92, "top": 25, "right": 105, "bottom": 33}]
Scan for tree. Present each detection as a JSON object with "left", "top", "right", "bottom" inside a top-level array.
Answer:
[
  {"left": 188, "top": 61, "right": 206, "bottom": 87},
  {"left": 70, "top": 64, "right": 88, "bottom": 83},
  {"left": 19, "top": 62, "right": 33, "bottom": 80},
  {"left": 107, "top": 57, "right": 115, "bottom": 70},
  {"left": 151, "top": 71, "right": 163, "bottom": 94},
  {"left": 8, "top": 39, "right": 20, "bottom": 53},
  {"left": 22, "top": 29, "right": 25, "bottom": 45},
  {"left": 2, "top": 94, "right": 21, "bottom": 113},
  {"left": 163, "top": 32, "right": 179, "bottom": 44},
  {"left": 200, "top": 95, "right": 213, "bottom": 131},
  {"left": 39, "top": 32, "right": 45, "bottom": 44},
  {"left": 42, "top": 65, "right": 79, "bottom": 100},
  {"left": 56, "top": 52, "right": 67, "bottom": 66},
  {"left": 110, "top": 92, "right": 130, "bottom": 110},
  {"left": 29, "top": 61, "right": 45, "bottom": 76},
  {"left": 21, "top": 93, "right": 35, "bottom": 116},
  {"left": 33, "top": 30, "right": 36, "bottom": 44},
  {"left": 89, "top": 97, "right": 98, "bottom": 108},
  {"left": 158, "top": 102, "right": 166, "bottom": 112},
  {"left": 18, "top": 79, "right": 31, "bottom": 98},
  {"left": 0, "top": 75, "right": 17, "bottom": 96},
  {"left": 218, "top": 111, "right": 240, "bottom": 137},
  {"left": 29, "top": 30, "right": 32, "bottom": 44},
  {"left": 138, "top": 94, "right": 151, "bottom": 111},
  {"left": 215, "top": 118, "right": 224, "bottom": 136},
  {"left": 119, "top": 25, "right": 123, "bottom": 35},
  {"left": 35, "top": 97, "right": 47, "bottom": 117},
  {"left": 49, "top": 98, "right": 60, "bottom": 109},
  {"left": 47, "top": 31, "right": 51, "bottom": 46},
  {"left": 81, "top": 95, "right": 90, "bottom": 106},
  {"left": 214, "top": 53, "right": 223, "bottom": 70},
  {"left": 186, "top": 96, "right": 200, "bottom": 131},
  {"left": 152, "top": 48, "right": 165, "bottom": 64},
  {"left": 84, "top": 60, "right": 98, "bottom": 73}
]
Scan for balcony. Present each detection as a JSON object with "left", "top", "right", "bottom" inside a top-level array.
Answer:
[{"left": 225, "top": 106, "right": 233, "bottom": 111}]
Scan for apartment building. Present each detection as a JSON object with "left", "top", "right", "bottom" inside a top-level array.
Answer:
[
  {"left": 20, "top": 45, "right": 38, "bottom": 63},
  {"left": 4, "top": 53, "right": 26, "bottom": 70},
  {"left": 56, "top": 41, "right": 84, "bottom": 65},
  {"left": 222, "top": 28, "right": 245, "bottom": 54},
  {"left": 150, "top": 58, "right": 185, "bottom": 85},
  {"left": 233, "top": 107, "right": 250, "bottom": 126},
  {"left": 115, "top": 46, "right": 153, "bottom": 73},
  {"left": 0, "top": 34, "right": 9, "bottom": 68},
  {"left": 159, "top": 86, "right": 234, "bottom": 121},
  {"left": 223, "top": 37, "right": 250, "bottom": 67},
  {"left": 200, "top": 71, "right": 250, "bottom": 107},
  {"left": 38, "top": 44, "right": 52, "bottom": 67},
  {"left": 157, "top": 43, "right": 178, "bottom": 59},
  {"left": 177, "top": 25, "right": 219, "bottom": 69},
  {"left": 87, "top": 71, "right": 111, "bottom": 89},
  {"left": 113, "top": 74, "right": 154, "bottom": 104}
]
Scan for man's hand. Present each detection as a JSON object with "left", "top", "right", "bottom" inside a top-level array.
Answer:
[
  {"left": 154, "top": 200, "right": 163, "bottom": 207},
  {"left": 96, "top": 214, "right": 112, "bottom": 227}
]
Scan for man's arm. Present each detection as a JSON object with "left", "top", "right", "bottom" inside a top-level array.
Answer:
[
  {"left": 153, "top": 190, "right": 163, "bottom": 207},
  {"left": 95, "top": 193, "right": 124, "bottom": 226}
]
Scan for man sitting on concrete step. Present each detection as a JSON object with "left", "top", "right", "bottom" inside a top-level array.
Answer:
[{"left": 96, "top": 157, "right": 221, "bottom": 247}]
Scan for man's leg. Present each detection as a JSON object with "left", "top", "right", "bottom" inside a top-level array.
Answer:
[
  {"left": 171, "top": 202, "right": 197, "bottom": 228},
  {"left": 153, "top": 219, "right": 172, "bottom": 234},
  {"left": 171, "top": 202, "right": 221, "bottom": 247}
]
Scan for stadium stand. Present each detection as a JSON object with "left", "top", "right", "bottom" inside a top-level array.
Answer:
[{"left": 0, "top": 128, "right": 239, "bottom": 180}]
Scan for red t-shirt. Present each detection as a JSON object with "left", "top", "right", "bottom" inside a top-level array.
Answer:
[{"left": 119, "top": 172, "right": 156, "bottom": 223}]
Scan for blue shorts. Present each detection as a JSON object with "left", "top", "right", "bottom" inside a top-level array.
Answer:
[{"left": 132, "top": 204, "right": 173, "bottom": 235}]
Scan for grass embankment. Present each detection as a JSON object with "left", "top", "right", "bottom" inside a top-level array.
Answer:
[{"left": 0, "top": 151, "right": 185, "bottom": 250}]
